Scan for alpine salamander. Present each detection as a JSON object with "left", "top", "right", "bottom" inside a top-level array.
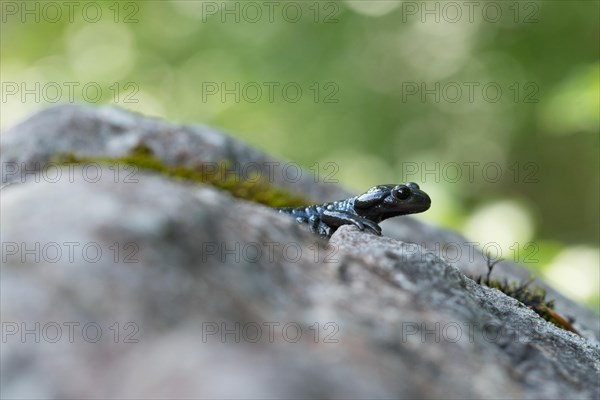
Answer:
[{"left": 278, "top": 182, "right": 431, "bottom": 238}]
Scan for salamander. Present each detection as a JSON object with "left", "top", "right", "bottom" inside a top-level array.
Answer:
[{"left": 278, "top": 182, "right": 431, "bottom": 238}]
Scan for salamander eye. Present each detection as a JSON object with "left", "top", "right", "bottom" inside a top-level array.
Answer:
[{"left": 392, "top": 185, "right": 411, "bottom": 200}]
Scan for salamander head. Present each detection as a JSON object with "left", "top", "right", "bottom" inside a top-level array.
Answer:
[{"left": 353, "top": 182, "right": 431, "bottom": 222}]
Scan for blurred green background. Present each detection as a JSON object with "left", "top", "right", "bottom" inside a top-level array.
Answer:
[{"left": 1, "top": 0, "right": 598, "bottom": 310}]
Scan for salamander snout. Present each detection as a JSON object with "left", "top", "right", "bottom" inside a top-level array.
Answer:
[{"left": 391, "top": 183, "right": 431, "bottom": 213}]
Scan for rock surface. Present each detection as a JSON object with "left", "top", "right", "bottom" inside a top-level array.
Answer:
[{"left": 1, "top": 105, "right": 599, "bottom": 399}]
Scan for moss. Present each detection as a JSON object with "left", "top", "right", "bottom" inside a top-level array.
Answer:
[
  {"left": 471, "top": 254, "right": 580, "bottom": 336},
  {"left": 51, "top": 142, "right": 311, "bottom": 208}
]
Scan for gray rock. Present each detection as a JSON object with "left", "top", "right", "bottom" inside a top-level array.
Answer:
[
  {"left": 0, "top": 104, "right": 344, "bottom": 201},
  {"left": 1, "top": 105, "right": 599, "bottom": 399}
]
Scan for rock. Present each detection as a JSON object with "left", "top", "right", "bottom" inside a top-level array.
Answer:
[
  {"left": 0, "top": 104, "right": 344, "bottom": 201},
  {"left": 1, "top": 105, "right": 598, "bottom": 399}
]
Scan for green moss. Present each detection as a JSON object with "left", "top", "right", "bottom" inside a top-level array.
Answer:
[
  {"left": 51, "top": 143, "right": 311, "bottom": 208},
  {"left": 471, "top": 254, "right": 580, "bottom": 336}
]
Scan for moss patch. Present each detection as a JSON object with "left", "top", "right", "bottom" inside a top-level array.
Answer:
[
  {"left": 471, "top": 255, "right": 580, "bottom": 336},
  {"left": 51, "top": 143, "right": 311, "bottom": 208}
]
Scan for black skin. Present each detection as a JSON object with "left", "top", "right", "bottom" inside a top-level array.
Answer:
[{"left": 279, "top": 182, "right": 431, "bottom": 238}]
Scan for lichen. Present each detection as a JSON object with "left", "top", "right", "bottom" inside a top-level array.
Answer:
[{"left": 51, "top": 142, "right": 311, "bottom": 208}]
